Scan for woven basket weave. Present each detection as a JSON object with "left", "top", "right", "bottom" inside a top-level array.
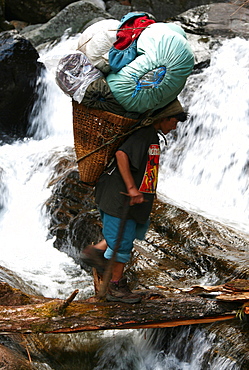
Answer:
[{"left": 73, "top": 101, "right": 138, "bottom": 185}]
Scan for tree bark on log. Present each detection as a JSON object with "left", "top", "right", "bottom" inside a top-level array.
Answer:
[{"left": 0, "top": 281, "right": 247, "bottom": 334}]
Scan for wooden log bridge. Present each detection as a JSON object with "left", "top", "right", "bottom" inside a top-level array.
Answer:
[{"left": 0, "top": 280, "right": 248, "bottom": 334}]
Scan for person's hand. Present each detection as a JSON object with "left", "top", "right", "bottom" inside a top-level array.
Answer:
[{"left": 128, "top": 187, "right": 144, "bottom": 206}]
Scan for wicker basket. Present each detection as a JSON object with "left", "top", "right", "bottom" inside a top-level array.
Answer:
[{"left": 73, "top": 101, "right": 138, "bottom": 185}]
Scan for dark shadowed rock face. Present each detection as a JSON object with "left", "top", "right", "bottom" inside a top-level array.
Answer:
[
  {"left": 116, "top": 0, "right": 233, "bottom": 22},
  {"left": 0, "top": 31, "right": 44, "bottom": 141},
  {"left": 4, "top": 0, "right": 236, "bottom": 25},
  {"left": 5, "top": 0, "right": 75, "bottom": 24},
  {"left": 46, "top": 169, "right": 103, "bottom": 266},
  {"left": 0, "top": 0, "right": 13, "bottom": 31},
  {"left": 0, "top": 344, "right": 33, "bottom": 370}
]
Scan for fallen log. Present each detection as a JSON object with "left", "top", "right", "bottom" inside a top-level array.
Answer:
[{"left": 0, "top": 281, "right": 247, "bottom": 334}]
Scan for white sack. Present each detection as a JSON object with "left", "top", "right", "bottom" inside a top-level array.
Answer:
[{"left": 77, "top": 19, "right": 120, "bottom": 73}]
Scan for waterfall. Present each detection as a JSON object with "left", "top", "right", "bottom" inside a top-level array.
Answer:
[
  {"left": 0, "top": 33, "right": 94, "bottom": 300},
  {"left": 91, "top": 327, "right": 240, "bottom": 370},
  {"left": 0, "top": 33, "right": 248, "bottom": 369},
  {"left": 158, "top": 37, "right": 249, "bottom": 234}
]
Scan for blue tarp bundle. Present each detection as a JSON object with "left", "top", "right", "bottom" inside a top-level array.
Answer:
[
  {"left": 57, "top": 14, "right": 195, "bottom": 116},
  {"left": 107, "top": 22, "right": 195, "bottom": 114}
]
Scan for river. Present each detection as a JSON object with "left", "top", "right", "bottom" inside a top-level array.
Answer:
[{"left": 0, "top": 34, "right": 248, "bottom": 369}]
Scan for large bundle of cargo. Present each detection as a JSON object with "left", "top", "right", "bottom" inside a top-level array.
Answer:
[{"left": 56, "top": 12, "right": 195, "bottom": 185}]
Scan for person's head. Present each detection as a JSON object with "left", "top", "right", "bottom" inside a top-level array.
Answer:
[{"left": 152, "top": 99, "right": 188, "bottom": 135}]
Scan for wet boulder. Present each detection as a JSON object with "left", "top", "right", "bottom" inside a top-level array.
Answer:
[
  {"left": 171, "top": 2, "right": 249, "bottom": 70},
  {"left": 46, "top": 168, "right": 103, "bottom": 266},
  {"left": 0, "top": 345, "right": 33, "bottom": 370},
  {"left": 124, "top": 0, "right": 232, "bottom": 22},
  {"left": 5, "top": 0, "right": 105, "bottom": 24},
  {"left": 45, "top": 165, "right": 249, "bottom": 288},
  {"left": 20, "top": 1, "right": 113, "bottom": 49},
  {"left": 0, "top": 0, "right": 14, "bottom": 31},
  {"left": 146, "top": 199, "right": 249, "bottom": 285},
  {"left": 4, "top": 0, "right": 234, "bottom": 27},
  {"left": 175, "top": 3, "right": 249, "bottom": 39},
  {"left": 105, "top": 0, "right": 132, "bottom": 20},
  {"left": 0, "top": 31, "right": 44, "bottom": 141}
]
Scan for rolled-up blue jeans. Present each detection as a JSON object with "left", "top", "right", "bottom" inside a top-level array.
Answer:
[{"left": 100, "top": 210, "right": 149, "bottom": 263}]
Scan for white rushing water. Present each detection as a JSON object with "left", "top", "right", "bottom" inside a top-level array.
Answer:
[
  {"left": 0, "top": 36, "right": 248, "bottom": 300},
  {"left": 0, "top": 34, "right": 94, "bottom": 299},
  {"left": 158, "top": 37, "right": 249, "bottom": 234},
  {"left": 92, "top": 327, "right": 240, "bottom": 370},
  {"left": 0, "top": 33, "right": 247, "bottom": 370}
]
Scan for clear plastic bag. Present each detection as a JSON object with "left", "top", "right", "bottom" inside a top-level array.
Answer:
[{"left": 55, "top": 52, "right": 103, "bottom": 103}]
